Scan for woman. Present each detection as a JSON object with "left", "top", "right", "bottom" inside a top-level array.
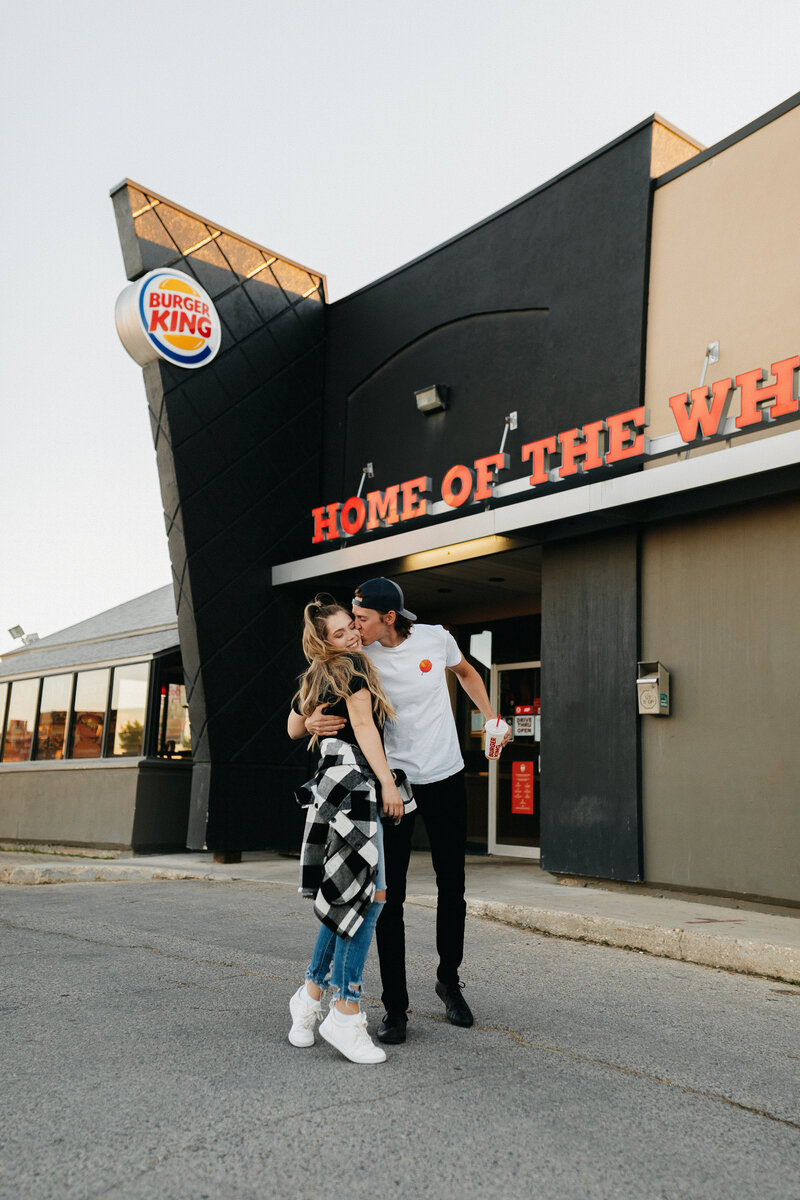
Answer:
[{"left": 286, "top": 595, "right": 414, "bottom": 1064}]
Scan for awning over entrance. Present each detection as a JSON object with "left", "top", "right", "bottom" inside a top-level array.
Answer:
[{"left": 272, "top": 537, "right": 541, "bottom": 625}]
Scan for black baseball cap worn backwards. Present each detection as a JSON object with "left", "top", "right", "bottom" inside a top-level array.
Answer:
[{"left": 354, "top": 578, "right": 417, "bottom": 621}]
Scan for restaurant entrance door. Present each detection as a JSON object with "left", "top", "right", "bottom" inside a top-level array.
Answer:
[{"left": 489, "top": 661, "right": 541, "bottom": 858}]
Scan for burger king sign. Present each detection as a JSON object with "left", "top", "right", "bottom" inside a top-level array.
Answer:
[{"left": 115, "top": 269, "right": 221, "bottom": 369}]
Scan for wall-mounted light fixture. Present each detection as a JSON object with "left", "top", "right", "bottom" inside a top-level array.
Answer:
[
  {"left": 356, "top": 462, "right": 374, "bottom": 498},
  {"left": 685, "top": 342, "right": 720, "bottom": 460},
  {"left": 415, "top": 384, "right": 448, "bottom": 414},
  {"left": 699, "top": 341, "right": 720, "bottom": 388},
  {"left": 498, "top": 411, "right": 518, "bottom": 454},
  {"left": 7, "top": 625, "right": 39, "bottom": 645}
]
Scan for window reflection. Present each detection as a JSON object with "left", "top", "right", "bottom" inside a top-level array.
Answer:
[
  {"left": 35, "top": 674, "right": 72, "bottom": 761},
  {"left": 69, "top": 669, "right": 110, "bottom": 759},
  {"left": 2, "top": 678, "right": 39, "bottom": 762},
  {"left": 108, "top": 663, "right": 149, "bottom": 757},
  {"left": 158, "top": 681, "right": 192, "bottom": 757}
]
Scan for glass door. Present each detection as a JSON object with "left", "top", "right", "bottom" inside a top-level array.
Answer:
[{"left": 489, "top": 661, "right": 541, "bottom": 858}]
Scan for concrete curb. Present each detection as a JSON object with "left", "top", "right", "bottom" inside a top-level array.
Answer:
[
  {"left": 0, "top": 864, "right": 224, "bottom": 885},
  {"left": 459, "top": 898, "right": 800, "bottom": 986},
  {"left": 4, "top": 864, "right": 798, "bottom": 986}
]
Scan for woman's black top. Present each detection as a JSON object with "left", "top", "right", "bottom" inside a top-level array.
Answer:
[{"left": 296, "top": 654, "right": 383, "bottom": 747}]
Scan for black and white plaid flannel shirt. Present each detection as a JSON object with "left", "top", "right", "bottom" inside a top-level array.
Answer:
[{"left": 295, "top": 738, "right": 416, "bottom": 941}]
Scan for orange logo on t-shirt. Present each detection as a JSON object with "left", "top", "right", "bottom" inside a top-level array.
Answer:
[{"left": 419, "top": 659, "right": 432, "bottom": 673}]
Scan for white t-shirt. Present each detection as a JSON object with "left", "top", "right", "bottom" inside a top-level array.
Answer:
[{"left": 363, "top": 624, "right": 464, "bottom": 785}]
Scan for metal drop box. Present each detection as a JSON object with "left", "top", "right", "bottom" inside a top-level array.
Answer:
[{"left": 636, "top": 661, "right": 670, "bottom": 716}]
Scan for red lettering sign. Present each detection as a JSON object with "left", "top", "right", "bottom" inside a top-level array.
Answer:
[
  {"left": 308, "top": 353, "right": 800, "bottom": 541},
  {"left": 606, "top": 407, "right": 648, "bottom": 464},
  {"left": 366, "top": 486, "right": 400, "bottom": 530},
  {"left": 735, "top": 356, "right": 799, "bottom": 428},
  {"left": 312, "top": 502, "right": 340, "bottom": 544},
  {"left": 669, "top": 377, "right": 735, "bottom": 441},
  {"left": 511, "top": 761, "right": 534, "bottom": 814},
  {"left": 473, "top": 453, "right": 509, "bottom": 500},
  {"left": 339, "top": 496, "right": 366, "bottom": 536},
  {"left": 558, "top": 420, "right": 607, "bottom": 477},
  {"left": 441, "top": 464, "right": 474, "bottom": 508},
  {"left": 521, "top": 436, "right": 557, "bottom": 485},
  {"left": 400, "top": 476, "right": 431, "bottom": 520}
]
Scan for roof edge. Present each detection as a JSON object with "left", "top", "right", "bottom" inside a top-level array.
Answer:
[
  {"left": 0, "top": 622, "right": 179, "bottom": 664},
  {"left": 110, "top": 178, "right": 328, "bottom": 296},
  {"left": 655, "top": 90, "right": 800, "bottom": 187},
  {"left": 334, "top": 115, "right": 673, "bottom": 305},
  {"left": 651, "top": 113, "right": 706, "bottom": 151}
]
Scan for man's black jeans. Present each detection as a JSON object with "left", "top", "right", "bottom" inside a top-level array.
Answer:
[{"left": 376, "top": 769, "right": 467, "bottom": 1013}]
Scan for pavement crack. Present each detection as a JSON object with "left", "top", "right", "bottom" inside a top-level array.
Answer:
[
  {"left": 6, "top": 916, "right": 797, "bottom": 1136},
  {"left": 0, "top": 916, "right": 294, "bottom": 986},
  {"left": 86, "top": 1139, "right": 211, "bottom": 1199},
  {"left": 473, "top": 1020, "right": 800, "bottom": 1131}
]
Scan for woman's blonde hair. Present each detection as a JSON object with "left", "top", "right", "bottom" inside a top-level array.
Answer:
[{"left": 294, "top": 593, "right": 395, "bottom": 734}]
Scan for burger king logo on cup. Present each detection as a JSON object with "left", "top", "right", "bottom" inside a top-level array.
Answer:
[{"left": 115, "top": 269, "right": 221, "bottom": 370}]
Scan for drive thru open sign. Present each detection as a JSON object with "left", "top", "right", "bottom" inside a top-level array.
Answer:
[{"left": 514, "top": 704, "right": 533, "bottom": 737}]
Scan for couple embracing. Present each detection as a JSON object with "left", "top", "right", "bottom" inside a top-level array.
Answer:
[{"left": 286, "top": 577, "right": 506, "bottom": 1063}]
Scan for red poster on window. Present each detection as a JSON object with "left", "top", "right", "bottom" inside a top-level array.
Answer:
[{"left": 511, "top": 761, "right": 535, "bottom": 814}]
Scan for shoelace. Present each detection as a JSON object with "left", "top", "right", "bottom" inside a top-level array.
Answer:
[{"left": 350, "top": 1013, "right": 373, "bottom": 1044}]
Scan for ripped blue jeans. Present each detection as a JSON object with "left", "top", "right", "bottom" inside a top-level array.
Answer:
[{"left": 305, "top": 816, "right": 385, "bottom": 1005}]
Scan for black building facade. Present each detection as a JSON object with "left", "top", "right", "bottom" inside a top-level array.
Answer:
[{"left": 111, "top": 97, "right": 800, "bottom": 902}]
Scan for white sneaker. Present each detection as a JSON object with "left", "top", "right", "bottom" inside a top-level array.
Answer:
[
  {"left": 288, "top": 984, "right": 322, "bottom": 1047},
  {"left": 319, "top": 1007, "right": 387, "bottom": 1064}
]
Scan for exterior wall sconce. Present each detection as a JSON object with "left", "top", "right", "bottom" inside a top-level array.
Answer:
[
  {"left": 8, "top": 625, "right": 39, "bottom": 645},
  {"left": 356, "top": 462, "right": 374, "bottom": 498},
  {"left": 685, "top": 342, "right": 719, "bottom": 461},
  {"left": 415, "top": 384, "right": 448, "bottom": 413}
]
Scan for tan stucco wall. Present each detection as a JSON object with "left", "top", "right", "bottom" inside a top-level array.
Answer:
[
  {"left": 645, "top": 104, "right": 800, "bottom": 454},
  {"left": 641, "top": 496, "right": 800, "bottom": 902}
]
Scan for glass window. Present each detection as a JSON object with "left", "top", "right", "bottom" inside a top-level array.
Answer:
[
  {"left": 34, "top": 674, "right": 73, "bottom": 761},
  {"left": 0, "top": 682, "right": 8, "bottom": 754},
  {"left": 69, "top": 669, "right": 110, "bottom": 759},
  {"left": 157, "top": 680, "right": 192, "bottom": 757},
  {"left": 108, "top": 663, "right": 149, "bottom": 757},
  {"left": 2, "top": 678, "right": 40, "bottom": 762}
]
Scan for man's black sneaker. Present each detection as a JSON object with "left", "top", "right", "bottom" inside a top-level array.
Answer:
[
  {"left": 435, "top": 980, "right": 474, "bottom": 1027},
  {"left": 376, "top": 1010, "right": 408, "bottom": 1044}
]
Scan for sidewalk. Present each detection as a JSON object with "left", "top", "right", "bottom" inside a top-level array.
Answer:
[{"left": 2, "top": 847, "right": 798, "bottom": 985}]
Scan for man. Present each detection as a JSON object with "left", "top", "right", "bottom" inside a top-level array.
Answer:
[{"left": 302, "top": 577, "right": 506, "bottom": 1045}]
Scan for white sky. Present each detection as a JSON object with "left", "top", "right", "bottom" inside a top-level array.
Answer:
[{"left": 1, "top": 0, "right": 799, "bottom": 654}]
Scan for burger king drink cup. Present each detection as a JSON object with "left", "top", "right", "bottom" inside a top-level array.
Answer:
[{"left": 484, "top": 718, "right": 509, "bottom": 760}]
